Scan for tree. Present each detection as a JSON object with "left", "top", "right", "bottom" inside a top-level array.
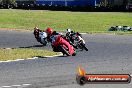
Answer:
[
  {"left": 123, "top": 0, "right": 128, "bottom": 5},
  {"left": 129, "top": 0, "right": 132, "bottom": 3},
  {"left": 2, "top": 0, "right": 16, "bottom": 4},
  {"left": 0, "top": 0, "right": 3, "bottom": 4}
]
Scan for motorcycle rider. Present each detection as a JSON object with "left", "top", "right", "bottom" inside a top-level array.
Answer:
[
  {"left": 45, "top": 27, "right": 64, "bottom": 52},
  {"left": 33, "top": 27, "right": 48, "bottom": 45},
  {"left": 65, "top": 28, "right": 82, "bottom": 48},
  {"left": 33, "top": 27, "right": 41, "bottom": 41},
  {"left": 66, "top": 29, "right": 82, "bottom": 40},
  {"left": 66, "top": 29, "right": 74, "bottom": 43},
  {"left": 45, "top": 27, "right": 76, "bottom": 55}
]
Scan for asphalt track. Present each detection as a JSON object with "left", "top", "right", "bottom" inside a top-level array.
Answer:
[{"left": 0, "top": 30, "right": 132, "bottom": 88}]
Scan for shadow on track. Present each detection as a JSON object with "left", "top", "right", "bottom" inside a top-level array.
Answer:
[{"left": 19, "top": 45, "right": 44, "bottom": 48}]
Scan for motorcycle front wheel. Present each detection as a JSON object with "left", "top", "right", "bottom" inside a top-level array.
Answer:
[
  {"left": 58, "top": 45, "right": 71, "bottom": 56},
  {"left": 80, "top": 43, "right": 88, "bottom": 51}
]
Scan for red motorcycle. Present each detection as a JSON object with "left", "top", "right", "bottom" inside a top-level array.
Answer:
[{"left": 51, "top": 35, "right": 76, "bottom": 56}]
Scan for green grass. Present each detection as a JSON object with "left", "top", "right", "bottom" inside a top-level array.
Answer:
[
  {"left": 0, "top": 48, "right": 59, "bottom": 61},
  {"left": 0, "top": 9, "right": 131, "bottom": 61},
  {"left": 0, "top": 9, "right": 132, "bottom": 33}
]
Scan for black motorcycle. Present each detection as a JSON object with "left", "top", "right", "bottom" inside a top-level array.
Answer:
[{"left": 66, "top": 32, "right": 88, "bottom": 51}]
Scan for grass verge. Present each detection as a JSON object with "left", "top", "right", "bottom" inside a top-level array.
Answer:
[
  {"left": 0, "top": 9, "right": 132, "bottom": 34},
  {"left": 0, "top": 48, "right": 59, "bottom": 61}
]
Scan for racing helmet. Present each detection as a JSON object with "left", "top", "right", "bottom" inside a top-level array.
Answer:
[
  {"left": 34, "top": 27, "right": 40, "bottom": 33},
  {"left": 66, "top": 28, "right": 72, "bottom": 34},
  {"left": 67, "top": 29, "right": 71, "bottom": 32},
  {"left": 45, "top": 27, "right": 53, "bottom": 35}
]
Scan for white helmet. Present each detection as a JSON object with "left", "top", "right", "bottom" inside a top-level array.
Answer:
[{"left": 66, "top": 28, "right": 71, "bottom": 33}]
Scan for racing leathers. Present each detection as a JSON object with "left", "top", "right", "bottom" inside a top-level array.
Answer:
[
  {"left": 47, "top": 31, "right": 64, "bottom": 52},
  {"left": 65, "top": 31, "right": 82, "bottom": 48},
  {"left": 34, "top": 30, "right": 48, "bottom": 45}
]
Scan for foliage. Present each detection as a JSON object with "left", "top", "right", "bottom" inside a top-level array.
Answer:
[{"left": 0, "top": 0, "right": 16, "bottom": 4}]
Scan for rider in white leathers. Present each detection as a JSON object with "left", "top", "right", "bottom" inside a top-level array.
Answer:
[
  {"left": 39, "top": 31, "right": 48, "bottom": 45},
  {"left": 33, "top": 27, "right": 48, "bottom": 45}
]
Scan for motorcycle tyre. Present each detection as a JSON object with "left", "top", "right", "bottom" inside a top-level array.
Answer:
[
  {"left": 80, "top": 43, "right": 88, "bottom": 51},
  {"left": 59, "top": 45, "right": 71, "bottom": 56}
]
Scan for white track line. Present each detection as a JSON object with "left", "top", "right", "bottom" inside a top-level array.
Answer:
[
  {"left": 0, "top": 86, "right": 11, "bottom": 88},
  {"left": 12, "top": 85, "right": 21, "bottom": 87},
  {"left": 44, "top": 53, "right": 63, "bottom": 58},
  {"left": 27, "top": 57, "right": 38, "bottom": 60},
  {"left": 22, "top": 84, "right": 31, "bottom": 86},
  {"left": 0, "top": 84, "right": 31, "bottom": 88},
  {"left": 2, "top": 48, "right": 13, "bottom": 50},
  {"left": 0, "top": 53, "right": 62, "bottom": 63}
]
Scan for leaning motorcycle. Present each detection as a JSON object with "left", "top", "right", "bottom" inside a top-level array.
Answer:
[
  {"left": 51, "top": 35, "right": 76, "bottom": 56},
  {"left": 70, "top": 33, "right": 88, "bottom": 51},
  {"left": 35, "top": 32, "right": 48, "bottom": 46}
]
